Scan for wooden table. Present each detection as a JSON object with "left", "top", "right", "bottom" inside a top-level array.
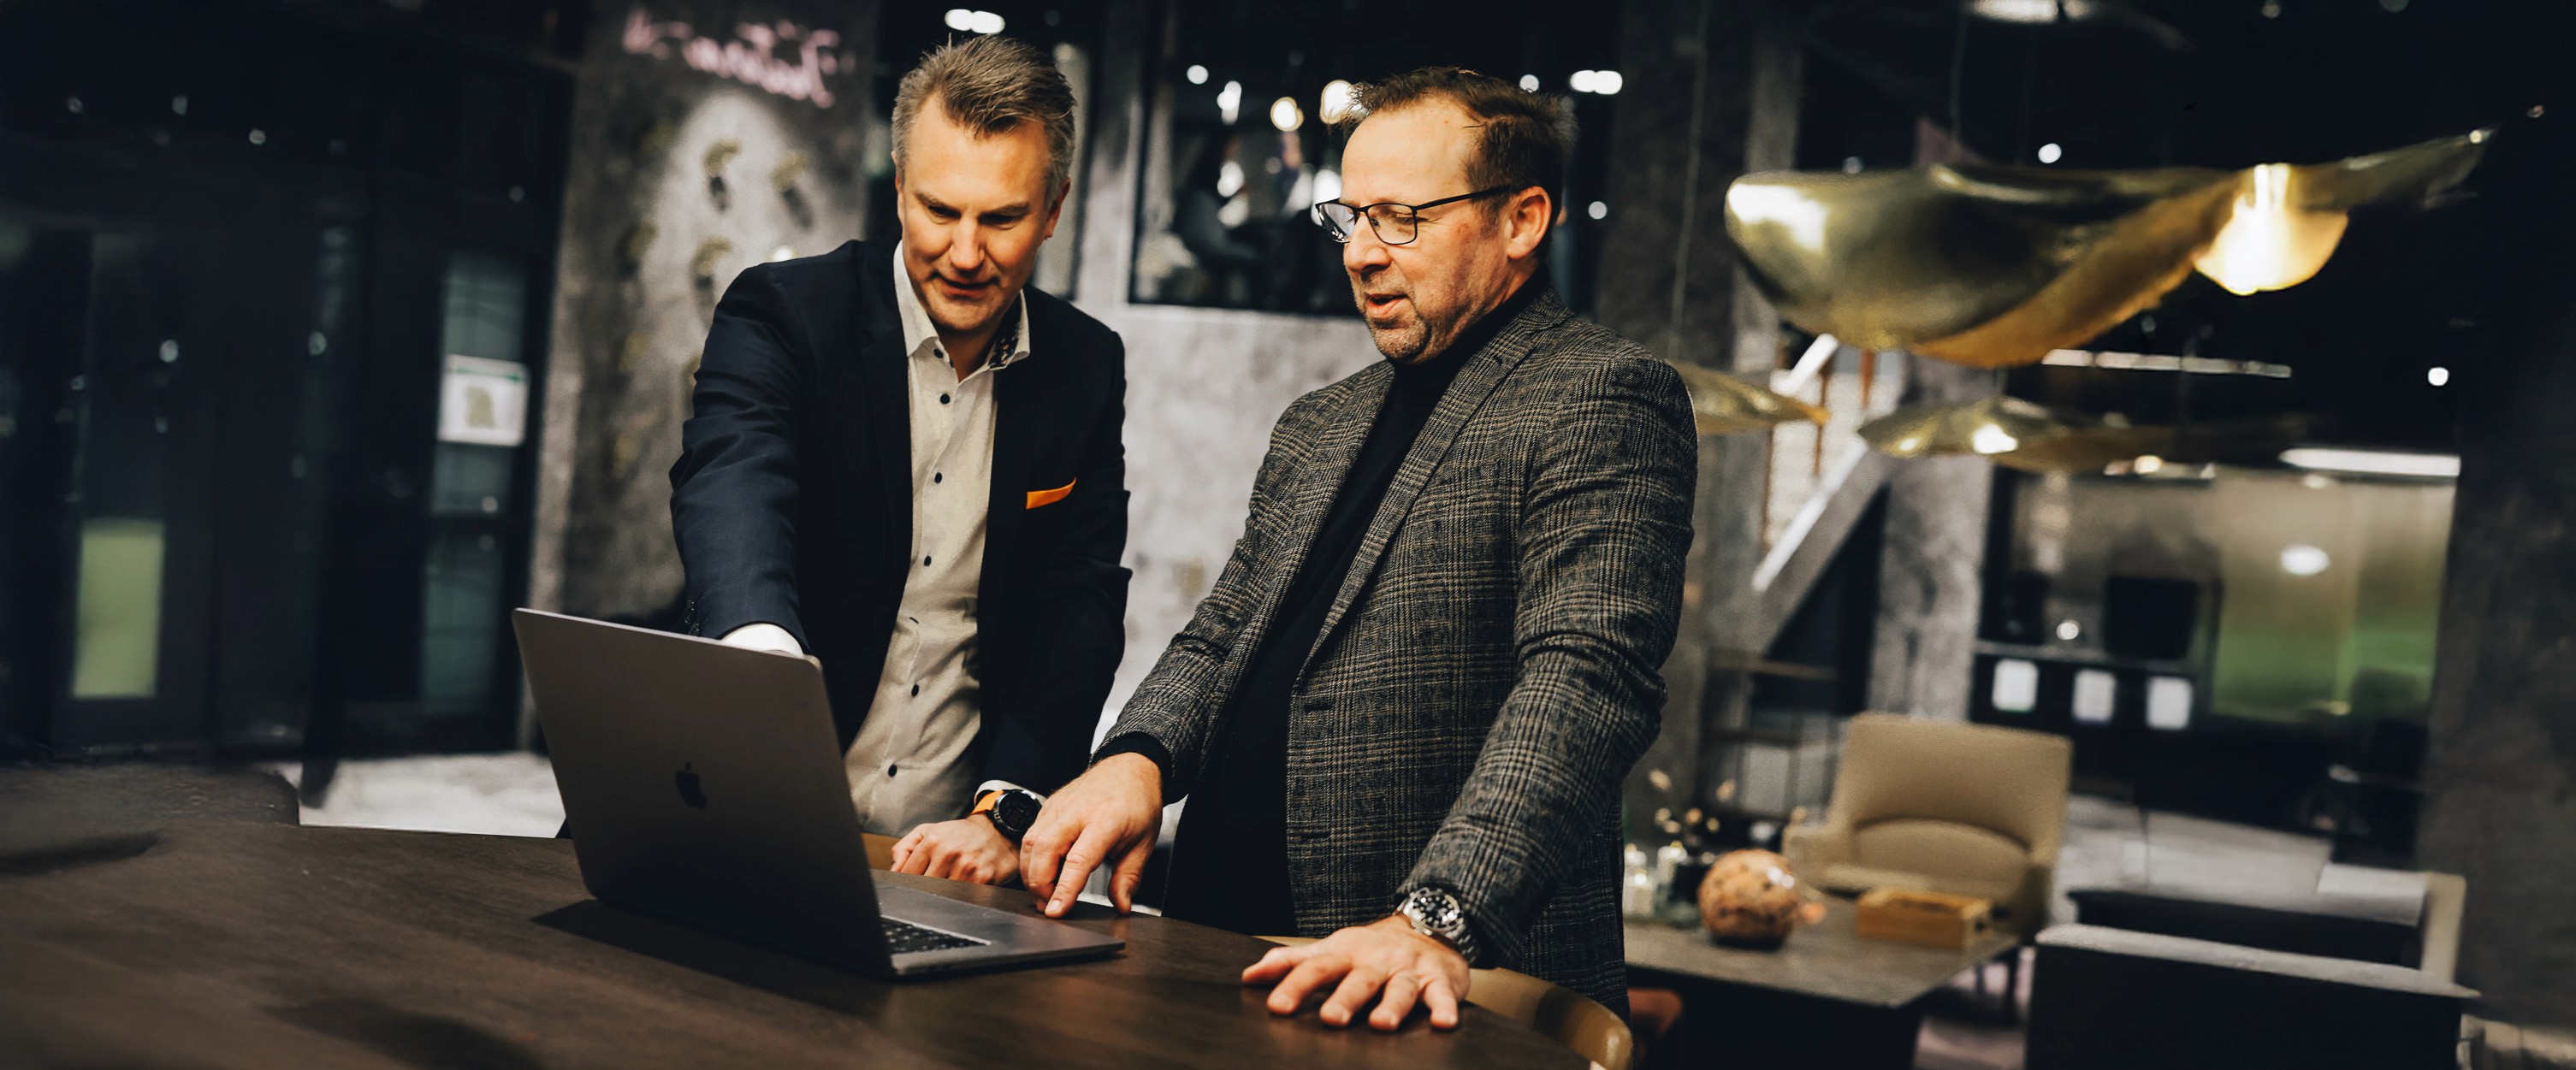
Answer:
[
  {"left": 1626, "top": 902, "right": 2016, "bottom": 1067},
  {"left": 0, "top": 818, "right": 1583, "bottom": 1068}
]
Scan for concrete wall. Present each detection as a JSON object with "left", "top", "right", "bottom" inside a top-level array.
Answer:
[
  {"left": 530, "top": 0, "right": 876, "bottom": 641},
  {"left": 2417, "top": 127, "right": 2576, "bottom": 1027}
]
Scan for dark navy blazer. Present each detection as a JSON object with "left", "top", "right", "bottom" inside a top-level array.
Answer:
[{"left": 669, "top": 239, "right": 1129, "bottom": 797}]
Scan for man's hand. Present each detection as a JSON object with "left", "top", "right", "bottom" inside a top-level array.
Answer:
[
  {"left": 1018, "top": 753, "right": 1161, "bottom": 917},
  {"left": 1241, "top": 915, "right": 1472, "bottom": 1031},
  {"left": 890, "top": 816, "right": 1017, "bottom": 884}
]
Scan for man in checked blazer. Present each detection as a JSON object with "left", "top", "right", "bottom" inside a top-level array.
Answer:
[{"left": 1022, "top": 68, "right": 1695, "bottom": 1029}]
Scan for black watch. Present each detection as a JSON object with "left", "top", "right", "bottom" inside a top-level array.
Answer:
[{"left": 979, "top": 789, "right": 1043, "bottom": 844}]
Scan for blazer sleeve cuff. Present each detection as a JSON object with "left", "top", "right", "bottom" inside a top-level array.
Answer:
[
  {"left": 1090, "top": 733, "right": 1180, "bottom": 803},
  {"left": 1401, "top": 854, "right": 1526, "bottom": 969}
]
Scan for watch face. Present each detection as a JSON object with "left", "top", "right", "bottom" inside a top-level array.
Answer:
[{"left": 992, "top": 790, "right": 1042, "bottom": 837}]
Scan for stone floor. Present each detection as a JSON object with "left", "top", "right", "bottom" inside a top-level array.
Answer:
[
  {"left": 267, "top": 753, "right": 566, "bottom": 838},
  {"left": 274, "top": 755, "right": 2352, "bottom": 1069}
]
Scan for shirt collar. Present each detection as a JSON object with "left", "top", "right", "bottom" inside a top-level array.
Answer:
[{"left": 892, "top": 241, "right": 1034, "bottom": 372}]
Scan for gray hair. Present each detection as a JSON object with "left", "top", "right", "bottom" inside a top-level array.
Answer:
[{"left": 891, "top": 35, "right": 1079, "bottom": 194}]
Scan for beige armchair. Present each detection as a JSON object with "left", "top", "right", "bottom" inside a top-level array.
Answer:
[{"left": 1785, "top": 712, "right": 2073, "bottom": 934}]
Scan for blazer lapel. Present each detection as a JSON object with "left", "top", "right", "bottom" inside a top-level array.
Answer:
[
  {"left": 1299, "top": 293, "right": 1568, "bottom": 676},
  {"left": 978, "top": 350, "right": 1048, "bottom": 613},
  {"left": 855, "top": 253, "right": 912, "bottom": 576},
  {"left": 1205, "top": 365, "right": 1390, "bottom": 672},
  {"left": 1270, "top": 366, "right": 1389, "bottom": 595}
]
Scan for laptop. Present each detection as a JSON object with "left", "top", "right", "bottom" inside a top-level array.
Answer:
[{"left": 512, "top": 608, "right": 1123, "bottom": 978}]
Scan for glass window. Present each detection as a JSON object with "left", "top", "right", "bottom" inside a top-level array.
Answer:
[
  {"left": 420, "top": 251, "right": 530, "bottom": 712},
  {"left": 1127, "top": 2, "right": 1623, "bottom": 314}
]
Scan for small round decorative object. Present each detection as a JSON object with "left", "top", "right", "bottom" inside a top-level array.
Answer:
[{"left": 1696, "top": 849, "right": 1820, "bottom": 949}]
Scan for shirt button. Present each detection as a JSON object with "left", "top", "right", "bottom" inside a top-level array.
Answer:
[
  {"left": 933, "top": 472, "right": 942, "bottom": 484},
  {"left": 939, "top": 393, "right": 950, "bottom": 405},
  {"left": 923, "top": 555, "right": 932, "bottom": 567},
  {"left": 910, "top": 684, "right": 920, "bottom": 696},
  {"left": 886, "top": 764, "right": 897, "bottom": 778}
]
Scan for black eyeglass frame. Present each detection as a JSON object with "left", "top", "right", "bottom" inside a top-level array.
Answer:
[{"left": 1311, "top": 186, "right": 1518, "bottom": 245}]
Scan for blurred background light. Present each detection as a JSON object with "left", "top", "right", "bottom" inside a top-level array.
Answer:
[
  {"left": 1318, "top": 80, "right": 1356, "bottom": 124},
  {"left": 2280, "top": 543, "right": 2332, "bottom": 576}
]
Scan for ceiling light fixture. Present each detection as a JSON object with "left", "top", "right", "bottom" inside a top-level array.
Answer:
[
  {"left": 1971, "top": 0, "right": 2098, "bottom": 23},
  {"left": 2280, "top": 447, "right": 2460, "bottom": 478},
  {"left": 1568, "top": 70, "right": 1623, "bottom": 95}
]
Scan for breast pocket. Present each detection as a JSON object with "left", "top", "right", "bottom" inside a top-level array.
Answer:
[{"left": 1025, "top": 478, "right": 1075, "bottom": 511}]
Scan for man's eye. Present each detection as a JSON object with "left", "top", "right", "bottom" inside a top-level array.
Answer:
[
  {"left": 981, "top": 215, "right": 1023, "bottom": 228},
  {"left": 928, "top": 207, "right": 961, "bottom": 220}
]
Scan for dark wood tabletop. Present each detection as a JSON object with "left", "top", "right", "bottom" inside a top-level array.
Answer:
[
  {"left": 1625, "top": 900, "right": 2015, "bottom": 1008},
  {"left": 0, "top": 819, "right": 1584, "bottom": 1069}
]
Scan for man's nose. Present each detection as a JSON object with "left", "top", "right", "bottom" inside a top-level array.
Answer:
[
  {"left": 1342, "top": 224, "right": 1393, "bottom": 275},
  {"left": 946, "top": 224, "right": 987, "bottom": 275}
]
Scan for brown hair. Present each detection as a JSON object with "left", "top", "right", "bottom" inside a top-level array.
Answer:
[
  {"left": 891, "top": 35, "right": 1079, "bottom": 193},
  {"left": 1339, "top": 67, "right": 1575, "bottom": 223}
]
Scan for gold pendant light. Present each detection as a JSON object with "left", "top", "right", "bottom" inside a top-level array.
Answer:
[
  {"left": 1668, "top": 360, "right": 1831, "bottom": 436},
  {"left": 1726, "top": 131, "right": 2489, "bottom": 369}
]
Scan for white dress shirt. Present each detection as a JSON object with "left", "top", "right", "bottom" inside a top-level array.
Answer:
[
  {"left": 844, "top": 245, "right": 1035, "bottom": 836},
  {"left": 723, "top": 244, "right": 1033, "bottom": 836}
]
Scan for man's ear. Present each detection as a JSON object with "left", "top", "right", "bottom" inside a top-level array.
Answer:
[
  {"left": 1040, "top": 178, "right": 1073, "bottom": 240},
  {"left": 1506, "top": 186, "right": 1553, "bottom": 261}
]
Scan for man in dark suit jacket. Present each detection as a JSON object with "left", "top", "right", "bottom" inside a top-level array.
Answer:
[
  {"left": 670, "top": 37, "right": 1126, "bottom": 885},
  {"left": 1022, "top": 69, "right": 1694, "bottom": 1026}
]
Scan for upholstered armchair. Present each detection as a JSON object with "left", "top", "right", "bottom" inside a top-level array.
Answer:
[{"left": 1785, "top": 712, "right": 2074, "bottom": 934}]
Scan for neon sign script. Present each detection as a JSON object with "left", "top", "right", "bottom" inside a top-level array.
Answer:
[{"left": 622, "top": 9, "right": 844, "bottom": 109}]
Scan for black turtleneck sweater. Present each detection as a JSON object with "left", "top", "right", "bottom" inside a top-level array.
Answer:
[{"left": 1103, "top": 280, "right": 1542, "bottom": 937}]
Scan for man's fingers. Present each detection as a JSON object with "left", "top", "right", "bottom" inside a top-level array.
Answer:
[
  {"left": 1109, "top": 834, "right": 1152, "bottom": 913},
  {"left": 1265, "top": 955, "right": 1349, "bottom": 1015},
  {"left": 1045, "top": 825, "right": 1113, "bottom": 918},
  {"left": 1318, "top": 967, "right": 1389, "bottom": 1028},
  {"left": 1422, "top": 977, "right": 1462, "bottom": 1031},
  {"left": 1240, "top": 943, "right": 1308, "bottom": 984},
  {"left": 890, "top": 831, "right": 918, "bottom": 871},
  {"left": 1020, "top": 823, "right": 1067, "bottom": 906},
  {"left": 1370, "top": 972, "right": 1424, "bottom": 1031},
  {"left": 923, "top": 847, "right": 955, "bottom": 881}
]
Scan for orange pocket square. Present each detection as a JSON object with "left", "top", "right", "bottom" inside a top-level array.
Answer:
[{"left": 1026, "top": 480, "right": 1075, "bottom": 509}]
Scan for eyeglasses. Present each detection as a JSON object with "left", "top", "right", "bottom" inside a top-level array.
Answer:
[{"left": 1312, "top": 186, "right": 1514, "bottom": 245}]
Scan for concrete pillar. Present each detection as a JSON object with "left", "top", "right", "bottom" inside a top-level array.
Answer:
[
  {"left": 1868, "top": 360, "right": 1997, "bottom": 721},
  {"left": 1594, "top": 0, "right": 1802, "bottom": 827},
  {"left": 2416, "top": 121, "right": 2576, "bottom": 1028}
]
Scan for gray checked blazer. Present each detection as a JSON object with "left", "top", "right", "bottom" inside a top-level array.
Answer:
[{"left": 1108, "top": 287, "right": 1697, "bottom": 1013}]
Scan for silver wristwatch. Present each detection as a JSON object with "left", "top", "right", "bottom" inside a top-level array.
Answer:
[{"left": 1397, "top": 886, "right": 1477, "bottom": 962}]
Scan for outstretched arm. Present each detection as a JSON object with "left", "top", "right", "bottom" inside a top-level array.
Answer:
[{"left": 670, "top": 265, "right": 811, "bottom": 647}]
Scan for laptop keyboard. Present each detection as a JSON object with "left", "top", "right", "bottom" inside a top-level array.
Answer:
[{"left": 882, "top": 916, "right": 985, "bottom": 955}]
